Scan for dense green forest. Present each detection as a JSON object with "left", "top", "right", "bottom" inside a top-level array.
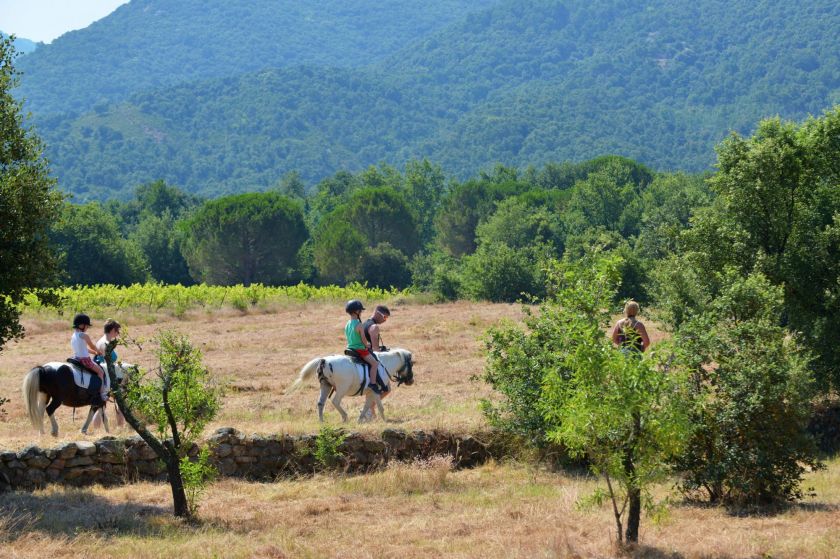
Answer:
[
  {"left": 15, "top": 0, "right": 494, "bottom": 117},
  {"left": 48, "top": 105, "right": 840, "bottom": 393},
  {"left": 18, "top": 0, "right": 840, "bottom": 200}
]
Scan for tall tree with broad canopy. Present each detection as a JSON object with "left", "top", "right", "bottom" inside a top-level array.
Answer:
[
  {"left": 0, "top": 36, "right": 63, "bottom": 350},
  {"left": 49, "top": 202, "right": 150, "bottom": 286},
  {"left": 180, "top": 192, "right": 308, "bottom": 285},
  {"left": 337, "top": 186, "right": 421, "bottom": 257},
  {"left": 654, "top": 108, "right": 840, "bottom": 390}
]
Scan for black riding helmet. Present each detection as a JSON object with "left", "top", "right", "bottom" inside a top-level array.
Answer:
[
  {"left": 72, "top": 313, "right": 92, "bottom": 328},
  {"left": 345, "top": 299, "right": 365, "bottom": 314}
]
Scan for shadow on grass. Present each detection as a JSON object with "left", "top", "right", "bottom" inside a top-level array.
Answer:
[
  {"left": 0, "top": 487, "right": 178, "bottom": 541},
  {"left": 626, "top": 544, "right": 733, "bottom": 559},
  {"left": 676, "top": 498, "right": 840, "bottom": 518}
]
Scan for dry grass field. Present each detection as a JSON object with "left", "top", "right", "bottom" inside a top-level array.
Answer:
[
  {"left": 0, "top": 457, "right": 838, "bottom": 558},
  {"left": 1, "top": 300, "right": 838, "bottom": 558},
  {"left": 0, "top": 300, "right": 532, "bottom": 447}
]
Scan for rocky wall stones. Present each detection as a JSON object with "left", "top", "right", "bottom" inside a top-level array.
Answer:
[{"left": 0, "top": 428, "right": 496, "bottom": 492}]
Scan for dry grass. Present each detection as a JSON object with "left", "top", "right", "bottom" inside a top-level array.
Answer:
[
  {"left": 0, "top": 458, "right": 838, "bottom": 558},
  {"left": 0, "top": 301, "right": 529, "bottom": 447},
  {"left": 1, "top": 301, "right": 837, "bottom": 557}
]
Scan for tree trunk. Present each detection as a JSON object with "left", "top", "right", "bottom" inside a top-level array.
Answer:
[
  {"left": 104, "top": 345, "right": 190, "bottom": 518},
  {"left": 624, "top": 411, "right": 642, "bottom": 543},
  {"left": 165, "top": 454, "right": 190, "bottom": 518}
]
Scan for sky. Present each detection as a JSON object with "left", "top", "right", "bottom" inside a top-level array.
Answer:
[{"left": 0, "top": 0, "right": 128, "bottom": 43}]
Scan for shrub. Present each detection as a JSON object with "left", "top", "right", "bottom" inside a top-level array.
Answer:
[
  {"left": 461, "top": 242, "right": 545, "bottom": 302},
  {"left": 673, "top": 273, "right": 821, "bottom": 505},
  {"left": 358, "top": 243, "right": 412, "bottom": 289},
  {"left": 180, "top": 447, "right": 217, "bottom": 517},
  {"left": 314, "top": 425, "right": 347, "bottom": 470}
]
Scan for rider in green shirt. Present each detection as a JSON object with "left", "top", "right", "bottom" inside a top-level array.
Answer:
[{"left": 345, "top": 300, "right": 381, "bottom": 393}]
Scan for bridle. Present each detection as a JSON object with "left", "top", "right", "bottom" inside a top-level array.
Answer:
[{"left": 384, "top": 351, "right": 414, "bottom": 386}]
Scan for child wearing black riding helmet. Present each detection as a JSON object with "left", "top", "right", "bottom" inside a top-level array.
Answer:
[
  {"left": 71, "top": 313, "right": 107, "bottom": 397},
  {"left": 344, "top": 300, "right": 381, "bottom": 394}
]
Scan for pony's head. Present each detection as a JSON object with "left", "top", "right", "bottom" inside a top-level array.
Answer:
[{"left": 391, "top": 348, "right": 414, "bottom": 386}]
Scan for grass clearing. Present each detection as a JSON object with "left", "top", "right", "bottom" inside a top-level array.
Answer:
[
  {"left": 2, "top": 299, "right": 837, "bottom": 557},
  {"left": 0, "top": 459, "right": 838, "bottom": 558}
]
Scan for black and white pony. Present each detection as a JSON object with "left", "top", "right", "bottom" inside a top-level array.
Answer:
[
  {"left": 22, "top": 361, "right": 129, "bottom": 437},
  {"left": 288, "top": 348, "right": 414, "bottom": 422}
]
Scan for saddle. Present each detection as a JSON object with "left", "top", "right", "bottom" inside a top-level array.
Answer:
[
  {"left": 343, "top": 349, "right": 389, "bottom": 396},
  {"left": 66, "top": 357, "right": 105, "bottom": 404},
  {"left": 344, "top": 349, "right": 366, "bottom": 364}
]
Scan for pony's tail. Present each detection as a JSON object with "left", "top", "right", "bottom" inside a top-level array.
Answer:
[
  {"left": 22, "top": 367, "right": 45, "bottom": 433},
  {"left": 285, "top": 358, "right": 324, "bottom": 394}
]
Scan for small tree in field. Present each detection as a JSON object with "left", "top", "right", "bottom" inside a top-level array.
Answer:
[
  {"left": 105, "top": 330, "right": 220, "bottom": 518},
  {"left": 542, "top": 258, "right": 690, "bottom": 544},
  {"left": 484, "top": 255, "right": 690, "bottom": 544}
]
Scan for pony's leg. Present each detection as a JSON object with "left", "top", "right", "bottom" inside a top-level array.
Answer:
[
  {"left": 375, "top": 393, "right": 385, "bottom": 422},
  {"left": 358, "top": 393, "right": 371, "bottom": 423},
  {"left": 331, "top": 394, "right": 349, "bottom": 423},
  {"left": 80, "top": 407, "right": 97, "bottom": 435},
  {"left": 45, "top": 397, "right": 61, "bottom": 437},
  {"left": 317, "top": 382, "right": 331, "bottom": 422}
]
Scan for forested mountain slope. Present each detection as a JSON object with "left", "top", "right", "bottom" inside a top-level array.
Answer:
[
  {"left": 29, "top": 0, "right": 840, "bottom": 200},
  {"left": 15, "top": 0, "right": 495, "bottom": 117},
  {"left": 1, "top": 33, "right": 39, "bottom": 54}
]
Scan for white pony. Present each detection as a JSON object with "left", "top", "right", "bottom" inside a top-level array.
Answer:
[{"left": 288, "top": 348, "right": 414, "bottom": 422}]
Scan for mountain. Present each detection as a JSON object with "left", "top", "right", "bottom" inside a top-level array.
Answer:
[
  {"left": 27, "top": 0, "right": 840, "bottom": 200},
  {"left": 1, "top": 32, "right": 40, "bottom": 55},
  {"left": 15, "top": 0, "right": 495, "bottom": 117}
]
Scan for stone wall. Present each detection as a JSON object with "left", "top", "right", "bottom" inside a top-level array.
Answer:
[{"left": 0, "top": 428, "right": 496, "bottom": 492}]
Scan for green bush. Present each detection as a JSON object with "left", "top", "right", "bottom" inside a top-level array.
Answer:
[
  {"left": 673, "top": 273, "right": 821, "bottom": 505},
  {"left": 180, "top": 447, "right": 217, "bottom": 517},
  {"left": 314, "top": 425, "right": 347, "bottom": 470},
  {"left": 461, "top": 243, "right": 545, "bottom": 303},
  {"left": 358, "top": 243, "right": 411, "bottom": 289}
]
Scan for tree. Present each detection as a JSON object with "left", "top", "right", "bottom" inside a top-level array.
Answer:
[
  {"left": 135, "top": 179, "right": 199, "bottom": 219},
  {"left": 339, "top": 187, "right": 421, "bottom": 257},
  {"left": 274, "top": 171, "right": 306, "bottom": 199},
  {"left": 403, "top": 159, "right": 448, "bottom": 246},
  {"left": 542, "top": 258, "right": 690, "bottom": 544},
  {"left": 49, "top": 202, "right": 149, "bottom": 286},
  {"left": 657, "top": 109, "right": 840, "bottom": 390},
  {"left": 475, "top": 196, "right": 564, "bottom": 251},
  {"left": 105, "top": 331, "right": 220, "bottom": 518},
  {"left": 180, "top": 192, "right": 308, "bottom": 285},
  {"left": 131, "top": 212, "right": 193, "bottom": 284},
  {"left": 435, "top": 179, "right": 525, "bottom": 257},
  {"left": 312, "top": 220, "right": 365, "bottom": 285},
  {"left": 460, "top": 242, "right": 546, "bottom": 303},
  {"left": 307, "top": 171, "right": 359, "bottom": 229},
  {"left": 0, "top": 36, "right": 63, "bottom": 350},
  {"left": 484, "top": 256, "right": 690, "bottom": 544},
  {"left": 357, "top": 242, "right": 412, "bottom": 289},
  {"left": 672, "top": 272, "right": 820, "bottom": 505}
]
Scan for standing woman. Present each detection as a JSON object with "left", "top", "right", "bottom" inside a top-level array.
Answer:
[{"left": 611, "top": 300, "right": 651, "bottom": 354}]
